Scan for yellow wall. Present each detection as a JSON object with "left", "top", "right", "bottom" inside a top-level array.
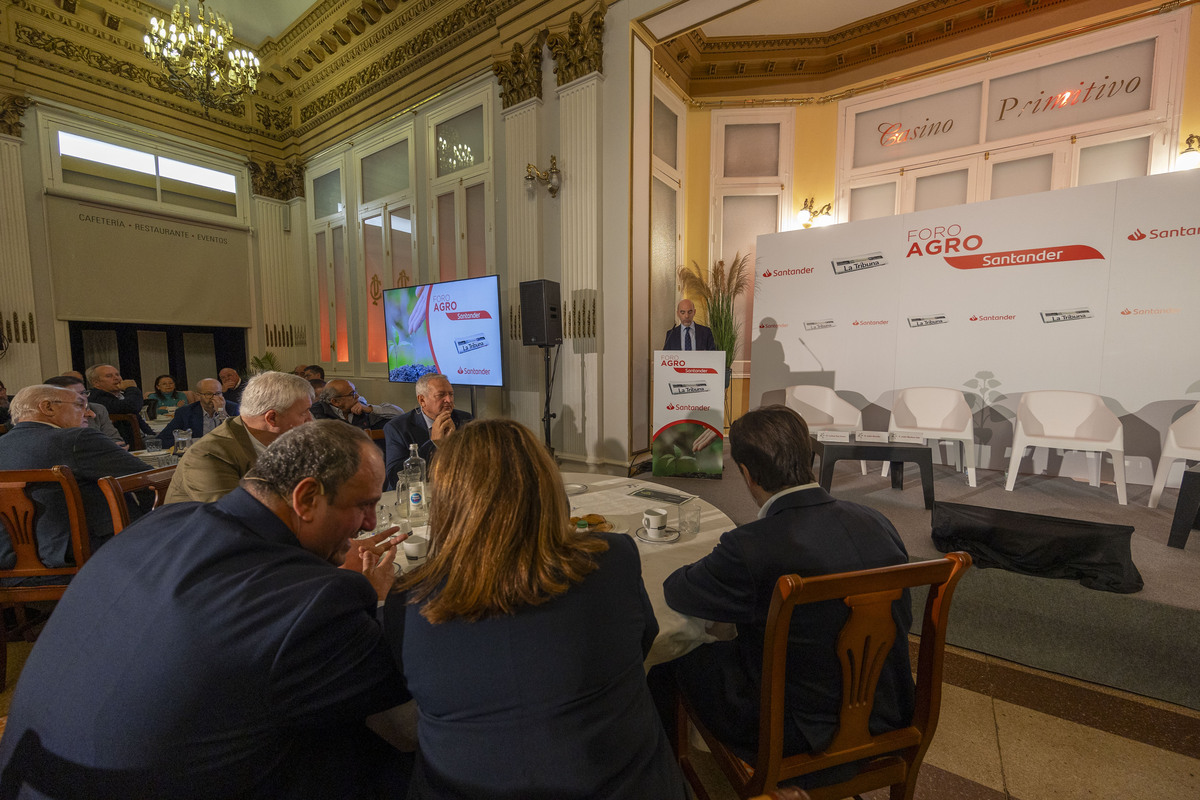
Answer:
[
  {"left": 682, "top": 106, "right": 713, "bottom": 297},
  {"left": 1182, "top": 9, "right": 1200, "bottom": 156},
  {"left": 792, "top": 103, "right": 840, "bottom": 219}
]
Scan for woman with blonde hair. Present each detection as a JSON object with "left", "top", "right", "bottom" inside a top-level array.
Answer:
[{"left": 384, "top": 419, "right": 686, "bottom": 799}]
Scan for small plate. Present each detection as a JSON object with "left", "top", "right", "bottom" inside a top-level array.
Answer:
[
  {"left": 564, "top": 483, "right": 588, "bottom": 496},
  {"left": 635, "top": 526, "right": 680, "bottom": 544}
]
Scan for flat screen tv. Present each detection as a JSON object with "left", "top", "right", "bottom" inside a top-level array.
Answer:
[{"left": 382, "top": 275, "right": 504, "bottom": 388}]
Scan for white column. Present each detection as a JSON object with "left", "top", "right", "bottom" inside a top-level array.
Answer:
[
  {"left": 557, "top": 73, "right": 603, "bottom": 462},
  {"left": 0, "top": 135, "right": 44, "bottom": 387},
  {"left": 251, "top": 196, "right": 308, "bottom": 367},
  {"left": 501, "top": 97, "right": 546, "bottom": 434}
]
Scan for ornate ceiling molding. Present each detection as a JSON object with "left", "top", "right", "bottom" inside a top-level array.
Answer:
[
  {"left": 658, "top": 0, "right": 1107, "bottom": 97},
  {"left": 298, "top": 0, "right": 504, "bottom": 126}
]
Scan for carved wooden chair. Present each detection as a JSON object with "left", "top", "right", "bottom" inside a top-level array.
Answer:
[
  {"left": 106, "top": 413, "right": 145, "bottom": 451},
  {"left": 0, "top": 466, "right": 92, "bottom": 690},
  {"left": 676, "top": 553, "right": 972, "bottom": 800},
  {"left": 97, "top": 466, "right": 177, "bottom": 534}
]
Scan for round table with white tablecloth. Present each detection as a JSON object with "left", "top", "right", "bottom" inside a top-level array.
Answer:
[{"left": 560, "top": 472, "right": 735, "bottom": 667}]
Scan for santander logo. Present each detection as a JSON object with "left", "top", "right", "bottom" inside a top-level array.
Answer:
[
  {"left": 1126, "top": 224, "right": 1199, "bottom": 242},
  {"left": 762, "top": 271, "right": 771, "bottom": 278},
  {"left": 666, "top": 404, "right": 675, "bottom": 410}
]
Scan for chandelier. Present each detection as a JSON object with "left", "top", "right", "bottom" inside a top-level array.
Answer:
[{"left": 143, "top": 1, "right": 260, "bottom": 115}]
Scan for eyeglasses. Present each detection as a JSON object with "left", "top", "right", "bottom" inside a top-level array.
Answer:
[
  {"left": 49, "top": 399, "right": 89, "bottom": 410},
  {"left": 197, "top": 391, "right": 224, "bottom": 399}
]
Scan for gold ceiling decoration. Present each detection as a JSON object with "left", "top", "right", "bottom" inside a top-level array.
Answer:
[{"left": 143, "top": 0, "right": 260, "bottom": 115}]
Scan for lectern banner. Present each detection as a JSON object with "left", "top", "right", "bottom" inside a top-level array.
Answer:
[{"left": 652, "top": 350, "right": 725, "bottom": 477}]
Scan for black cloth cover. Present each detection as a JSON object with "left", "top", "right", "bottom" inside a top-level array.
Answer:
[{"left": 931, "top": 501, "right": 1143, "bottom": 593}]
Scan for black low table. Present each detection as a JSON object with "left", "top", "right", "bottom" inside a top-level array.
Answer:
[
  {"left": 810, "top": 439, "right": 935, "bottom": 509},
  {"left": 1168, "top": 462, "right": 1200, "bottom": 549}
]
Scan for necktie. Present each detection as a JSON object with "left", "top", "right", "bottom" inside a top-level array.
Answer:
[{"left": 684, "top": 327, "right": 692, "bottom": 351}]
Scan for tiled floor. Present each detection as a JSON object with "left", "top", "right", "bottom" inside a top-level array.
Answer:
[{"left": 688, "top": 643, "right": 1200, "bottom": 799}]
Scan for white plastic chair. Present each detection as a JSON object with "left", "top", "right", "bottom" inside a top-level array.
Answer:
[
  {"left": 1005, "top": 390, "right": 1127, "bottom": 505},
  {"left": 882, "top": 387, "right": 977, "bottom": 487},
  {"left": 1148, "top": 403, "right": 1200, "bottom": 509},
  {"left": 784, "top": 385, "right": 867, "bottom": 475}
]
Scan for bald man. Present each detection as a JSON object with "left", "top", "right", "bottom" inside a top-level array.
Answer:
[{"left": 663, "top": 299, "right": 717, "bottom": 351}]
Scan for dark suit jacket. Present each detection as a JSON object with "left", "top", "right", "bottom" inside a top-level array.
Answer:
[
  {"left": 157, "top": 400, "right": 240, "bottom": 448},
  {"left": 0, "top": 488, "right": 409, "bottom": 799},
  {"left": 88, "top": 386, "right": 154, "bottom": 444},
  {"left": 310, "top": 400, "right": 390, "bottom": 431},
  {"left": 384, "top": 532, "right": 687, "bottom": 799},
  {"left": 382, "top": 407, "right": 473, "bottom": 490},
  {"left": 0, "top": 422, "right": 150, "bottom": 569},
  {"left": 663, "top": 486, "right": 913, "bottom": 759},
  {"left": 663, "top": 323, "right": 717, "bottom": 351}
]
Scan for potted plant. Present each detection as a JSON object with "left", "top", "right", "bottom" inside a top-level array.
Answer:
[
  {"left": 675, "top": 252, "right": 751, "bottom": 380},
  {"left": 248, "top": 351, "right": 283, "bottom": 375}
]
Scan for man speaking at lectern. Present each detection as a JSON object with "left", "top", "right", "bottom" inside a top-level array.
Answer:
[{"left": 663, "top": 299, "right": 716, "bottom": 352}]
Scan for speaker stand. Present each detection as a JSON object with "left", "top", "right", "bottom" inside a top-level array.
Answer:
[{"left": 540, "top": 345, "right": 556, "bottom": 455}]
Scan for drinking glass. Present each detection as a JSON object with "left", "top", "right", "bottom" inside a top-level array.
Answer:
[
  {"left": 678, "top": 497, "right": 701, "bottom": 536},
  {"left": 173, "top": 430, "right": 192, "bottom": 453}
]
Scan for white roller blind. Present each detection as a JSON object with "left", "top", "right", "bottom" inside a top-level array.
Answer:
[{"left": 46, "top": 196, "right": 252, "bottom": 327}]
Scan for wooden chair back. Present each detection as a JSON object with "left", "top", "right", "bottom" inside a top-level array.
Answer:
[
  {"left": 678, "top": 552, "right": 972, "bottom": 800},
  {"left": 0, "top": 466, "right": 92, "bottom": 690},
  {"left": 107, "top": 413, "right": 145, "bottom": 451},
  {"left": 367, "top": 429, "right": 385, "bottom": 440},
  {"left": 97, "top": 466, "right": 177, "bottom": 534}
]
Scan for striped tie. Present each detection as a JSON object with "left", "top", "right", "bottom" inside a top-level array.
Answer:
[{"left": 684, "top": 327, "right": 692, "bottom": 351}]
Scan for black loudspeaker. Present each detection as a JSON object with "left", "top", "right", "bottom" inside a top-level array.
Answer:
[{"left": 520, "top": 279, "right": 563, "bottom": 347}]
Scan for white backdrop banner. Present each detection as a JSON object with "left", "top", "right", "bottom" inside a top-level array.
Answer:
[{"left": 750, "top": 169, "right": 1200, "bottom": 483}]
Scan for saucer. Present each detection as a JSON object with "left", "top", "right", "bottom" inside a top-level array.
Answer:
[
  {"left": 564, "top": 483, "right": 588, "bottom": 496},
  {"left": 635, "top": 526, "right": 680, "bottom": 544}
]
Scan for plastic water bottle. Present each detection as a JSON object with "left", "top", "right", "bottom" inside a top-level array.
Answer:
[{"left": 404, "top": 444, "right": 428, "bottom": 523}]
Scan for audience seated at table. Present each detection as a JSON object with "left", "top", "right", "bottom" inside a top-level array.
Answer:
[
  {"left": 86, "top": 363, "right": 154, "bottom": 447},
  {"left": 0, "top": 385, "right": 150, "bottom": 582},
  {"left": 311, "top": 379, "right": 400, "bottom": 431},
  {"left": 164, "top": 371, "right": 313, "bottom": 504},
  {"left": 383, "top": 374, "right": 472, "bottom": 490},
  {"left": 147, "top": 374, "right": 190, "bottom": 414},
  {"left": 384, "top": 419, "right": 688, "bottom": 799},
  {"left": 219, "top": 367, "right": 245, "bottom": 404},
  {"left": 0, "top": 421, "right": 411, "bottom": 798},
  {"left": 44, "top": 375, "right": 126, "bottom": 447},
  {"left": 158, "top": 378, "right": 239, "bottom": 449},
  {"left": 649, "top": 404, "right": 914, "bottom": 789}
]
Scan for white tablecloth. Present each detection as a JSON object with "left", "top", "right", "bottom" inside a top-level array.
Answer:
[{"left": 561, "top": 472, "right": 733, "bottom": 667}]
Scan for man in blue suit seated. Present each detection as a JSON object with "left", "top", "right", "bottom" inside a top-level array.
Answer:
[
  {"left": 85, "top": 363, "right": 155, "bottom": 447},
  {"left": 0, "top": 421, "right": 412, "bottom": 798},
  {"left": 663, "top": 298, "right": 717, "bottom": 351},
  {"left": 383, "top": 373, "right": 472, "bottom": 490},
  {"left": 311, "top": 379, "right": 401, "bottom": 431},
  {"left": 650, "top": 405, "right": 913, "bottom": 786},
  {"left": 0, "top": 385, "right": 150, "bottom": 580},
  {"left": 158, "top": 378, "right": 239, "bottom": 449}
]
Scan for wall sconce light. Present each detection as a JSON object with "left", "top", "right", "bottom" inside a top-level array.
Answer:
[
  {"left": 797, "top": 196, "right": 834, "bottom": 229},
  {"left": 1178, "top": 134, "right": 1200, "bottom": 171},
  {"left": 525, "top": 155, "right": 562, "bottom": 197}
]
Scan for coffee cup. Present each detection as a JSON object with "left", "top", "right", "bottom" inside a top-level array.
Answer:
[
  {"left": 403, "top": 525, "right": 430, "bottom": 559},
  {"left": 642, "top": 508, "right": 669, "bottom": 538}
]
